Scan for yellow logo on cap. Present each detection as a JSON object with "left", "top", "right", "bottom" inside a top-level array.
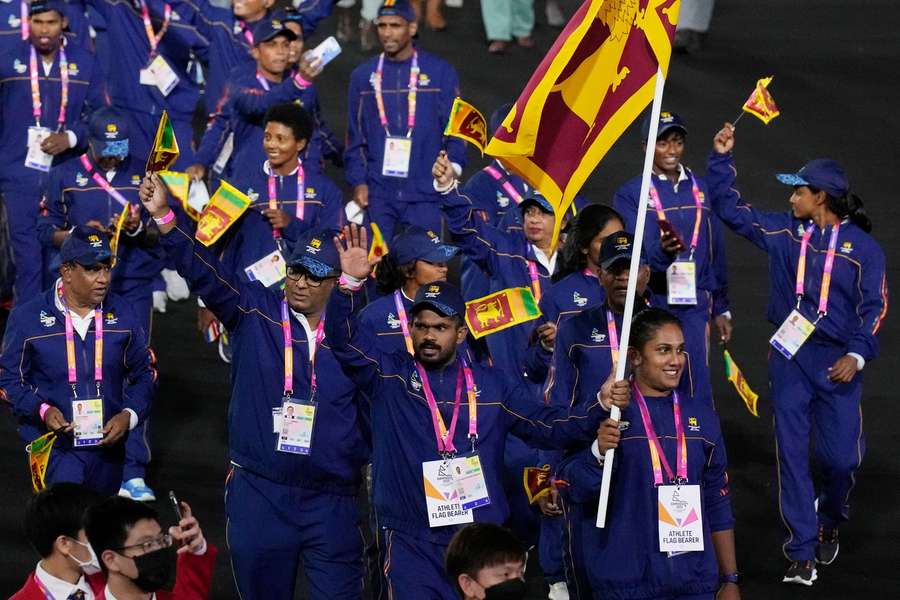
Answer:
[
  {"left": 428, "top": 285, "right": 440, "bottom": 293},
  {"left": 616, "top": 236, "right": 628, "bottom": 244},
  {"left": 106, "top": 124, "right": 117, "bottom": 133},
  {"left": 310, "top": 238, "right": 321, "bottom": 248},
  {"left": 272, "top": 19, "right": 282, "bottom": 28},
  {"left": 87, "top": 234, "right": 100, "bottom": 243}
]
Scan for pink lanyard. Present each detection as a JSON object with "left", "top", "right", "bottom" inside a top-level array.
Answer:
[
  {"left": 416, "top": 358, "right": 478, "bottom": 457},
  {"left": 256, "top": 71, "right": 271, "bottom": 91},
  {"left": 59, "top": 285, "right": 103, "bottom": 397},
  {"left": 633, "top": 385, "right": 687, "bottom": 485},
  {"left": 392, "top": 290, "right": 414, "bottom": 355},
  {"left": 266, "top": 160, "right": 305, "bottom": 239},
  {"left": 484, "top": 165, "right": 524, "bottom": 205},
  {"left": 605, "top": 308, "right": 619, "bottom": 365},
  {"left": 78, "top": 154, "right": 130, "bottom": 210},
  {"left": 527, "top": 259, "right": 542, "bottom": 302},
  {"left": 29, "top": 44, "right": 68, "bottom": 129},
  {"left": 648, "top": 172, "right": 704, "bottom": 260},
  {"left": 796, "top": 222, "right": 840, "bottom": 317},
  {"left": 373, "top": 51, "right": 419, "bottom": 138},
  {"left": 237, "top": 19, "right": 254, "bottom": 45},
  {"left": 140, "top": 0, "right": 172, "bottom": 56},
  {"left": 281, "top": 299, "right": 325, "bottom": 397},
  {"left": 19, "top": 1, "right": 28, "bottom": 40}
]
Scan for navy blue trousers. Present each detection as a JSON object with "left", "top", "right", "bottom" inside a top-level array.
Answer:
[{"left": 380, "top": 527, "right": 456, "bottom": 600}]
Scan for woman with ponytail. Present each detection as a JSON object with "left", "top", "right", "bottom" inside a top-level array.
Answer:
[{"left": 708, "top": 124, "right": 888, "bottom": 587}]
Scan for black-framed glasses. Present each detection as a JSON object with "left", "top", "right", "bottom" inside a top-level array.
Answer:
[
  {"left": 113, "top": 533, "right": 173, "bottom": 555},
  {"left": 285, "top": 266, "right": 334, "bottom": 287}
]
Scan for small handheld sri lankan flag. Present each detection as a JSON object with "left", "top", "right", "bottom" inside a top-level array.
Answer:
[
  {"left": 27, "top": 432, "right": 56, "bottom": 493},
  {"left": 158, "top": 171, "right": 200, "bottom": 220},
  {"left": 195, "top": 180, "right": 252, "bottom": 247},
  {"left": 742, "top": 76, "right": 780, "bottom": 125},
  {"left": 523, "top": 464, "right": 552, "bottom": 504},
  {"left": 723, "top": 348, "right": 759, "bottom": 417},
  {"left": 444, "top": 97, "right": 488, "bottom": 154},
  {"left": 108, "top": 206, "right": 130, "bottom": 268},
  {"left": 465, "top": 287, "right": 540, "bottom": 339},
  {"left": 368, "top": 222, "right": 388, "bottom": 262},
  {"left": 145, "top": 111, "right": 180, "bottom": 172}
]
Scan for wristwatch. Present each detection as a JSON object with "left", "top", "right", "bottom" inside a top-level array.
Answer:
[{"left": 719, "top": 572, "right": 742, "bottom": 586}]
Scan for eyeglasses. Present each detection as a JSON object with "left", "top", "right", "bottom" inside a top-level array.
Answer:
[
  {"left": 114, "top": 533, "right": 173, "bottom": 555},
  {"left": 285, "top": 267, "right": 334, "bottom": 287}
]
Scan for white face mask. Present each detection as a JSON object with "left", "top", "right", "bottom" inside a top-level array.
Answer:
[{"left": 66, "top": 538, "right": 101, "bottom": 575}]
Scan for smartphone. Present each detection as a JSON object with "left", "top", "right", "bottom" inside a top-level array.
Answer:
[
  {"left": 657, "top": 219, "right": 686, "bottom": 252},
  {"left": 304, "top": 36, "right": 342, "bottom": 69},
  {"left": 169, "top": 490, "right": 183, "bottom": 523}
]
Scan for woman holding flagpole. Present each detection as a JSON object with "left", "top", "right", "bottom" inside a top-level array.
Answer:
[
  {"left": 708, "top": 124, "right": 887, "bottom": 586},
  {"left": 565, "top": 307, "right": 739, "bottom": 599}
]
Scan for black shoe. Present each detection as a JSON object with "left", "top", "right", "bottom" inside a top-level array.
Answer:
[
  {"left": 782, "top": 560, "right": 817, "bottom": 586},
  {"left": 816, "top": 525, "right": 840, "bottom": 565}
]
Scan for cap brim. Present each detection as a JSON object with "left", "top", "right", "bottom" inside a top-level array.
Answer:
[
  {"left": 657, "top": 123, "right": 687, "bottom": 138},
  {"left": 419, "top": 244, "right": 460, "bottom": 263},
  {"left": 291, "top": 256, "right": 337, "bottom": 278},
  {"left": 411, "top": 300, "right": 459, "bottom": 318},
  {"left": 600, "top": 253, "right": 633, "bottom": 270},
  {"left": 519, "top": 198, "right": 554, "bottom": 214},
  {"left": 776, "top": 173, "right": 809, "bottom": 187},
  {"left": 259, "top": 29, "right": 298, "bottom": 45}
]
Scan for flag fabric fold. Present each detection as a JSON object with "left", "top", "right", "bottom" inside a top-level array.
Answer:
[
  {"left": 368, "top": 222, "right": 389, "bottom": 262},
  {"left": 27, "top": 432, "right": 56, "bottom": 493},
  {"left": 145, "top": 111, "right": 180, "bottom": 172},
  {"left": 444, "top": 97, "right": 489, "bottom": 154},
  {"left": 195, "top": 180, "right": 252, "bottom": 247},
  {"left": 485, "top": 0, "right": 680, "bottom": 245},
  {"left": 523, "top": 465, "right": 553, "bottom": 504},
  {"left": 464, "top": 287, "right": 541, "bottom": 338},
  {"left": 741, "top": 76, "right": 780, "bottom": 124},
  {"left": 723, "top": 347, "right": 759, "bottom": 417}
]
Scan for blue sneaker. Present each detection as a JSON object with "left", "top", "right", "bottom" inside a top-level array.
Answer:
[{"left": 118, "top": 478, "right": 156, "bottom": 502}]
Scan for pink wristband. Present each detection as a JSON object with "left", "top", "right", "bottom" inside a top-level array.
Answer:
[
  {"left": 39, "top": 403, "right": 51, "bottom": 422},
  {"left": 338, "top": 274, "right": 365, "bottom": 292},
  {"left": 153, "top": 209, "right": 175, "bottom": 225},
  {"left": 293, "top": 73, "right": 312, "bottom": 88}
]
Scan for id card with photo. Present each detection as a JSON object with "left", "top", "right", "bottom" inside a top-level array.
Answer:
[
  {"left": 382, "top": 137, "right": 412, "bottom": 178},
  {"left": 141, "top": 55, "right": 180, "bottom": 96},
  {"left": 657, "top": 484, "right": 704, "bottom": 553},
  {"left": 455, "top": 454, "right": 491, "bottom": 511},
  {"left": 276, "top": 398, "right": 317, "bottom": 455},
  {"left": 422, "top": 458, "right": 473, "bottom": 528},
  {"left": 72, "top": 398, "right": 104, "bottom": 447},
  {"left": 244, "top": 250, "right": 286, "bottom": 288},
  {"left": 25, "top": 126, "right": 53, "bottom": 172},
  {"left": 666, "top": 260, "right": 698, "bottom": 305},
  {"left": 770, "top": 309, "right": 815, "bottom": 359}
]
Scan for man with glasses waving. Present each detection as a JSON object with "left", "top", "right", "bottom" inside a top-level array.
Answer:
[
  {"left": 85, "top": 495, "right": 215, "bottom": 599},
  {"left": 139, "top": 173, "right": 368, "bottom": 600},
  {"left": 0, "top": 226, "right": 157, "bottom": 496}
]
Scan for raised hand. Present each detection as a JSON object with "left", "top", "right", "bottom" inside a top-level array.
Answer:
[
  {"left": 713, "top": 123, "right": 735, "bottom": 154},
  {"left": 333, "top": 224, "right": 378, "bottom": 280},
  {"left": 431, "top": 150, "right": 457, "bottom": 189}
]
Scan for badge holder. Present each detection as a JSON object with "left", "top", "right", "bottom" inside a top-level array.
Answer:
[
  {"left": 382, "top": 137, "right": 412, "bottom": 178},
  {"left": 25, "top": 126, "right": 53, "bottom": 172},
  {"left": 657, "top": 478, "right": 704, "bottom": 556},
  {"left": 770, "top": 308, "right": 817, "bottom": 360},
  {"left": 275, "top": 393, "right": 318, "bottom": 455},
  {"left": 455, "top": 435, "right": 490, "bottom": 511},
  {"left": 72, "top": 386, "right": 104, "bottom": 448},
  {"left": 140, "top": 54, "right": 180, "bottom": 97},
  {"left": 666, "top": 260, "right": 698, "bottom": 306},
  {"left": 244, "top": 250, "right": 286, "bottom": 289}
]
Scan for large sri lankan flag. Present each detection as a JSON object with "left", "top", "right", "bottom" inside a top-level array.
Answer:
[
  {"left": 465, "top": 287, "right": 541, "bottom": 339},
  {"left": 195, "top": 180, "right": 252, "bottom": 247},
  {"left": 486, "top": 0, "right": 680, "bottom": 241}
]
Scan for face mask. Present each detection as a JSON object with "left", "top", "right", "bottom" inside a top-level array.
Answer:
[
  {"left": 66, "top": 538, "right": 101, "bottom": 576},
  {"left": 131, "top": 545, "right": 177, "bottom": 592},
  {"left": 484, "top": 577, "right": 527, "bottom": 600}
]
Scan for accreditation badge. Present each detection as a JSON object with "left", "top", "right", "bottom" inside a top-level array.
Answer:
[
  {"left": 141, "top": 55, "right": 180, "bottom": 97},
  {"left": 666, "top": 260, "right": 698, "bottom": 305},
  {"left": 770, "top": 309, "right": 815, "bottom": 359},
  {"left": 455, "top": 453, "right": 491, "bottom": 511},
  {"left": 276, "top": 397, "right": 317, "bottom": 455},
  {"left": 657, "top": 484, "right": 704, "bottom": 554},
  {"left": 422, "top": 457, "right": 474, "bottom": 528},
  {"left": 244, "top": 249, "right": 286, "bottom": 288},
  {"left": 72, "top": 398, "right": 104, "bottom": 447},
  {"left": 212, "top": 132, "right": 235, "bottom": 174},
  {"left": 382, "top": 136, "right": 412, "bottom": 178},
  {"left": 25, "top": 126, "right": 53, "bottom": 172}
]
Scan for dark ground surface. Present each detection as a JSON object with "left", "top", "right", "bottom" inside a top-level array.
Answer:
[{"left": 2, "top": 0, "right": 899, "bottom": 597}]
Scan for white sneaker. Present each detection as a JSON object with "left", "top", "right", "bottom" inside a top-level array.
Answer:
[
  {"left": 152, "top": 290, "right": 167, "bottom": 314},
  {"left": 548, "top": 581, "right": 569, "bottom": 600},
  {"left": 162, "top": 269, "right": 190, "bottom": 301},
  {"left": 545, "top": 0, "right": 566, "bottom": 27}
]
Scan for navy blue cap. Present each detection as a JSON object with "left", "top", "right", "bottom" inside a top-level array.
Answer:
[
  {"left": 599, "top": 230, "right": 643, "bottom": 270},
  {"left": 30, "top": 0, "right": 66, "bottom": 17},
  {"left": 58, "top": 226, "right": 112, "bottom": 267},
  {"left": 286, "top": 229, "right": 340, "bottom": 277},
  {"left": 411, "top": 281, "right": 465, "bottom": 319},
  {"left": 519, "top": 191, "right": 554, "bottom": 215},
  {"left": 641, "top": 110, "right": 687, "bottom": 140},
  {"left": 776, "top": 159, "right": 849, "bottom": 198},
  {"left": 377, "top": 0, "right": 416, "bottom": 21},
  {"left": 89, "top": 107, "right": 130, "bottom": 159},
  {"left": 253, "top": 16, "right": 298, "bottom": 46},
  {"left": 393, "top": 226, "right": 459, "bottom": 265}
]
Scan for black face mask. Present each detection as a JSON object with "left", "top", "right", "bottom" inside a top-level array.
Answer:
[
  {"left": 131, "top": 545, "right": 177, "bottom": 592},
  {"left": 484, "top": 577, "right": 527, "bottom": 600}
]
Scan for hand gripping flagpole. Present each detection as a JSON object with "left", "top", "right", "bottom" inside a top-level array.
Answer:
[{"left": 596, "top": 67, "right": 668, "bottom": 528}]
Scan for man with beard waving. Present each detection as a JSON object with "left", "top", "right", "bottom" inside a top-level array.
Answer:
[{"left": 325, "top": 224, "right": 630, "bottom": 600}]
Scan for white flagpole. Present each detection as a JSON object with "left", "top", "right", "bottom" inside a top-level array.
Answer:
[{"left": 596, "top": 67, "right": 668, "bottom": 528}]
